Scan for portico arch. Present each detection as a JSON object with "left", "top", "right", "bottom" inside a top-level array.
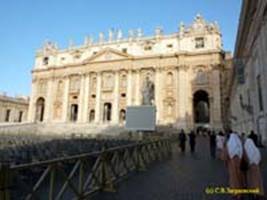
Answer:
[
  {"left": 193, "top": 90, "right": 210, "bottom": 124},
  {"left": 35, "top": 97, "right": 45, "bottom": 122}
]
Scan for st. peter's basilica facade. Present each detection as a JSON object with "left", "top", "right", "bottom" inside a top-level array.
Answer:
[{"left": 28, "top": 15, "right": 231, "bottom": 131}]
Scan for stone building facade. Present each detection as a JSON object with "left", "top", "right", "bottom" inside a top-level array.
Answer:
[
  {"left": 0, "top": 93, "right": 29, "bottom": 123},
  {"left": 230, "top": 0, "right": 267, "bottom": 144},
  {"left": 28, "top": 15, "right": 231, "bottom": 131}
]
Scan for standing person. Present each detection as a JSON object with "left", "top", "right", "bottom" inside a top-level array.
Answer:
[
  {"left": 225, "top": 132, "right": 244, "bottom": 199},
  {"left": 241, "top": 132, "right": 246, "bottom": 143},
  {"left": 248, "top": 130, "right": 258, "bottom": 147},
  {"left": 179, "top": 129, "right": 187, "bottom": 153},
  {"left": 244, "top": 138, "right": 264, "bottom": 198},
  {"left": 240, "top": 132, "right": 247, "bottom": 189},
  {"left": 216, "top": 131, "right": 225, "bottom": 160},
  {"left": 209, "top": 131, "right": 216, "bottom": 159},
  {"left": 188, "top": 130, "right": 196, "bottom": 153}
]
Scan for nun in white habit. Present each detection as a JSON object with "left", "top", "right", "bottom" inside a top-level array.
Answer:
[
  {"left": 225, "top": 133, "right": 244, "bottom": 189},
  {"left": 244, "top": 138, "right": 264, "bottom": 196}
]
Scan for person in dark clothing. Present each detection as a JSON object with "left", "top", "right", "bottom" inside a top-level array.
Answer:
[
  {"left": 188, "top": 130, "right": 196, "bottom": 153},
  {"left": 248, "top": 130, "right": 258, "bottom": 147},
  {"left": 209, "top": 131, "right": 216, "bottom": 159},
  {"left": 179, "top": 129, "right": 187, "bottom": 153}
]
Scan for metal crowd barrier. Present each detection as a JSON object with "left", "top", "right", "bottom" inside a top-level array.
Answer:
[{"left": 0, "top": 137, "right": 173, "bottom": 200}]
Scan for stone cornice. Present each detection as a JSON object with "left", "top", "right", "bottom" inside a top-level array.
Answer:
[
  {"left": 32, "top": 49, "right": 224, "bottom": 74},
  {"left": 31, "top": 58, "right": 224, "bottom": 82}
]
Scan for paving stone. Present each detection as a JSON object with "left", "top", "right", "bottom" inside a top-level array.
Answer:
[{"left": 92, "top": 136, "right": 267, "bottom": 200}]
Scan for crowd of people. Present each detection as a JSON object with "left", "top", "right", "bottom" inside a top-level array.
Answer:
[{"left": 178, "top": 129, "right": 265, "bottom": 200}]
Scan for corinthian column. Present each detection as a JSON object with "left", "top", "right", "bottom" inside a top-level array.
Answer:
[
  {"left": 177, "top": 66, "right": 187, "bottom": 129},
  {"left": 28, "top": 81, "right": 37, "bottom": 122},
  {"left": 135, "top": 69, "right": 141, "bottom": 105},
  {"left": 127, "top": 70, "right": 133, "bottom": 106},
  {"left": 62, "top": 76, "right": 70, "bottom": 122},
  {"left": 95, "top": 72, "right": 102, "bottom": 123},
  {"left": 112, "top": 71, "right": 119, "bottom": 124},
  {"left": 154, "top": 68, "right": 161, "bottom": 124},
  {"left": 78, "top": 75, "right": 85, "bottom": 123},
  {"left": 45, "top": 78, "right": 54, "bottom": 122},
  {"left": 82, "top": 74, "right": 90, "bottom": 122},
  {"left": 211, "top": 68, "right": 222, "bottom": 129}
]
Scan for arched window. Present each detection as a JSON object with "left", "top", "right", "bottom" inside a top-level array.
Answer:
[
  {"left": 119, "top": 109, "right": 126, "bottom": 123},
  {"left": 43, "top": 57, "right": 49, "bottom": 65}
]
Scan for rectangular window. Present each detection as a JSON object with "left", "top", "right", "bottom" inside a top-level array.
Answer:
[
  {"left": 257, "top": 75, "right": 264, "bottom": 111},
  {"left": 18, "top": 111, "right": 23, "bottom": 122},
  {"left": 167, "top": 44, "right": 173, "bottom": 48},
  {"left": 5, "top": 109, "right": 10, "bottom": 122},
  {"left": 195, "top": 37, "right": 205, "bottom": 49},
  {"left": 122, "top": 48, "right": 127, "bottom": 53}
]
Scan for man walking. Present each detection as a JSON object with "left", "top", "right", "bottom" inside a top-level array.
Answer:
[
  {"left": 248, "top": 130, "right": 258, "bottom": 147},
  {"left": 179, "top": 129, "right": 187, "bottom": 153},
  {"left": 188, "top": 130, "right": 196, "bottom": 153},
  {"left": 209, "top": 131, "right": 216, "bottom": 159}
]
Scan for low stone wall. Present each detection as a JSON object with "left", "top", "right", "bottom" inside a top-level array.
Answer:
[
  {"left": 0, "top": 122, "right": 128, "bottom": 138},
  {"left": 0, "top": 123, "right": 38, "bottom": 135},
  {"left": 0, "top": 123, "right": 179, "bottom": 139}
]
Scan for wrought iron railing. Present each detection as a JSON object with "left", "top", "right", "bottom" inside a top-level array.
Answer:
[{"left": 0, "top": 138, "right": 172, "bottom": 200}]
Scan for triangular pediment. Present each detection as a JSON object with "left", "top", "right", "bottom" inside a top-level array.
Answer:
[{"left": 83, "top": 47, "right": 133, "bottom": 63}]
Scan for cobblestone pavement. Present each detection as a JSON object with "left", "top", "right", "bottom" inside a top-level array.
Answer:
[{"left": 92, "top": 136, "right": 267, "bottom": 200}]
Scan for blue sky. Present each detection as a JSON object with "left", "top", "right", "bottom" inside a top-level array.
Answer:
[{"left": 0, "top": 0, "right": 242, "bottom": 96}]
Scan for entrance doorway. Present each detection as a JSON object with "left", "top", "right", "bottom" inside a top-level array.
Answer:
[
  {"left": 70, "top": 104, "right": 78, "bottom": 122},
  {"left": 193, "top": 90, "right": 210, "bottom": 124},
  {"left": 89, "top": 109, "right": 95, "bottom": 122},
  {"left": 103, "top": 103, "right": 112, "bottom": 122}
]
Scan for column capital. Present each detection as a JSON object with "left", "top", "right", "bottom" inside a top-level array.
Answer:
[
  {"left": 132, "top": 68, "right": 141, "bottom": 73},
  {"left": 177, "top": 65, "right": 190, "bottom": 71},
  {"left": 163, "top": 65, "right": 177, "bottom": 71},
  {"left": 210, "top": 64, "right": 222, "bottom": 70},
  {"left": 63, "top": 75, "right": 70, "bottom": 80},
  {"left": 96, "top": 71, "right": 103, "bottom": 76},
  {"left": 155, "top": 67, "right": 163, "bottom": 72}
]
